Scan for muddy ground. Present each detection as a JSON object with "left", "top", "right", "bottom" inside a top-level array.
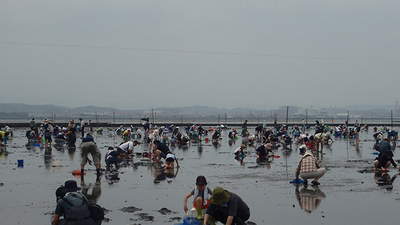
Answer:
[{"left": 0, "top": 127, "right": 399, "bottom": 225}]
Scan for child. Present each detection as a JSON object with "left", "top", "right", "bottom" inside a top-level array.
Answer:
[
  {"left": 183, "top": 176, "right": 213, "bottom": 219},
  {"left": 165, "top": 152, "right": 180, "bottom": 169},
  {"left": 105, "top": 147, "right": 121, "bottom": 170}
]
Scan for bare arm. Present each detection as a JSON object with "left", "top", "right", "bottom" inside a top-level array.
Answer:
[
  {"left": 226, "top": 215, "right": 234, "bottom": 225},
  {"left": 203, "top": 214, "right": 211, "bottom": 225},
  {"left": 52, "top": 214, "right": 60, "bottom": 225},
  {"left": 183, "top": 192, "right": 193, "bottom": 213}
]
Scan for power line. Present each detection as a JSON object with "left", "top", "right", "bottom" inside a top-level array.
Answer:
[{"left": 1, "top": 41, "right": 399, "bottom": 64}]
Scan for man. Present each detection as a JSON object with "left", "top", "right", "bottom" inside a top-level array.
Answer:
[
  {"left": 152, "top": 140, "right": 170, "bottom": 162},
  {"left": 203, "top": 187, "right": 250, "bottom": 225},
  {"left": 256, "top": 141, "right": 274, "bottom": 162},
  {"left": 53, "top": 180, "right": 97, "bottom": 225},
  {"left": 314, "top": 132, "right": 327, "bottom": 151},
  {"left": 43, "top": 119, "right": 53, "bottom": 147},
  {"left": 80, "top": 133, "right": 101, "bottom": 180},
  {"left": 30, "top": 118, "right": 36, "bottom": 129},
  {"left": 295, "top": 149, "right": 326, "bottom": 186},
  {"left": 67, "top": 120, "right": 76, "bottom": 147},
  {"left": 212, "top": 130, "right": 221, "bottom": 142},
  {"left": 79, "top": 118, "right": 85, "bottom": 138},
  {"left": 117, "top": 140, "right": 139, "bottom": 157}
]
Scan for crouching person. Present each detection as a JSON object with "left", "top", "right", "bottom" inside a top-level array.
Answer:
[
  {"left": 53, "top": 180, "right": 99, "bottom": 225},
  {"left": 203, "top": 187, "right": 250, "bottom": 225}
]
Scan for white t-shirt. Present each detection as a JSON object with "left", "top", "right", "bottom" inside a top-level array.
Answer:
[{"left": 119, "top": 141, "right": 134, "bottom": 152}]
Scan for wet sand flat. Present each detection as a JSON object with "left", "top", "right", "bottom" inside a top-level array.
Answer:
[{"left": 0, "top": 127, "right": 399, "bottom": 225}]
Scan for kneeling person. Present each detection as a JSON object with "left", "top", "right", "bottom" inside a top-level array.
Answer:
[{"left": 203, "top": 187, "right": 250, "bottom": 225}]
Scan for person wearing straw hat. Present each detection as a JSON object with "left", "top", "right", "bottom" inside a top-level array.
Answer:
[
  {"left": 52, "top": 180, "right": 97, "bottom": 225},
  {"left": 203, "top": 187, "right": 250, "bottom": 225},
  {"left": 43, "top": 119, "right": 53, "bottom": 147},
  {"left": 255, "top": 141, "right": 274, "bottom": 162}
]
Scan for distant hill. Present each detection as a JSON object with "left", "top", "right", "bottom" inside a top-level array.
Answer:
[{"left": 0, "top": 103, "right": 397, "bottom": 118}]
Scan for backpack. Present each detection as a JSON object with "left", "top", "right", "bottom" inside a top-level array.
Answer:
[{"left": 62, "top": 193, "right": 104, "bottom": 224}]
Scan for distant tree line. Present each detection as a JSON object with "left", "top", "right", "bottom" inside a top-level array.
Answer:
[{"left": 0, "top": 111, "right": 29, "bottom": 119}]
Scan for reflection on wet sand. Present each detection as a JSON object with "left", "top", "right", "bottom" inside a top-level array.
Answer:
[
  {"left": 295, "top": 185, "right": 326, "bottom": 214},
  {"left": 374, "top": 172, "right": 400, "bottom": 190},
  {"left": 81, "top": 178, "right": 102, "bottom": 204}
]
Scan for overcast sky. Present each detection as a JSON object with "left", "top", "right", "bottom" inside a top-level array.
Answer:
[{"left": 1, "top": 1, "right": 399, "bottom": 111}]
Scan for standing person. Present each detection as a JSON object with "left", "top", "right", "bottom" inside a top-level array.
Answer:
[
  {"left": 79, "top": 118, "right": 85, "bottom": 138},
  {"left": 67, "top": 120, "right": 77, "bottom": 147},
  {"left": 203, "top": 187, "right": 250, "bottom": 225},
  {"left": 80, "top": 133, "right": 101, "bottom": 180},
  {"left": 242, "top": 120, "right": 248, "bottom": 129},
  {"left": 52, "top": 180, "right": 98, "bottom": 225},
  {"left": 43, "top": 119, "right": 53, "bottom": 147},
  {"left": 183, "top": 176, "right": 213, "bottom": 219},
  {"left": 88, "top": 120, "right": 92, "bottom": 132},
  {"left": 295, "top": 149, "right": 326, "bottom": 186},
  {"left": 30, "top": 118, "right": 36, "bottom": 129}
]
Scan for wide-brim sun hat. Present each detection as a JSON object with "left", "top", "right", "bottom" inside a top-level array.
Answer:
[
  {"left": 63, "top": 180, "right": 81, "bottom": 192},
  {"left": 210, "top": 187, "right": 231, "bottom": 205}
]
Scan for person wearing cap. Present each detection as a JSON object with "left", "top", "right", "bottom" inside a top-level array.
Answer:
[
  {"left": 295, "top": 149, "right": 326, "bottom": 186},
  {"left": 164, "top": 152, "right": 180, "bottom": 169},
  {"left": 183, "top": 176, "right": 213, "bottom": 219},
  {"left": 256, "top": 141, "right": 274, "bottom": 162},
  {"left": 122, "top": 129, "right": 132, "bottom": 142},
  {"left": 373, "top": 150, "right": 400, "bottom": 171},
  {"left": 203, "top": 186, "right": 250, "bottom": 225},
  {"left": 52, "top": 180, "right": 97, "bottom": 225}
]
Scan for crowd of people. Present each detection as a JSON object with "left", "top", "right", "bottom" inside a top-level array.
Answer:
[{"left": 2, "top": 117, "right": 396, "bottom": 225}]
